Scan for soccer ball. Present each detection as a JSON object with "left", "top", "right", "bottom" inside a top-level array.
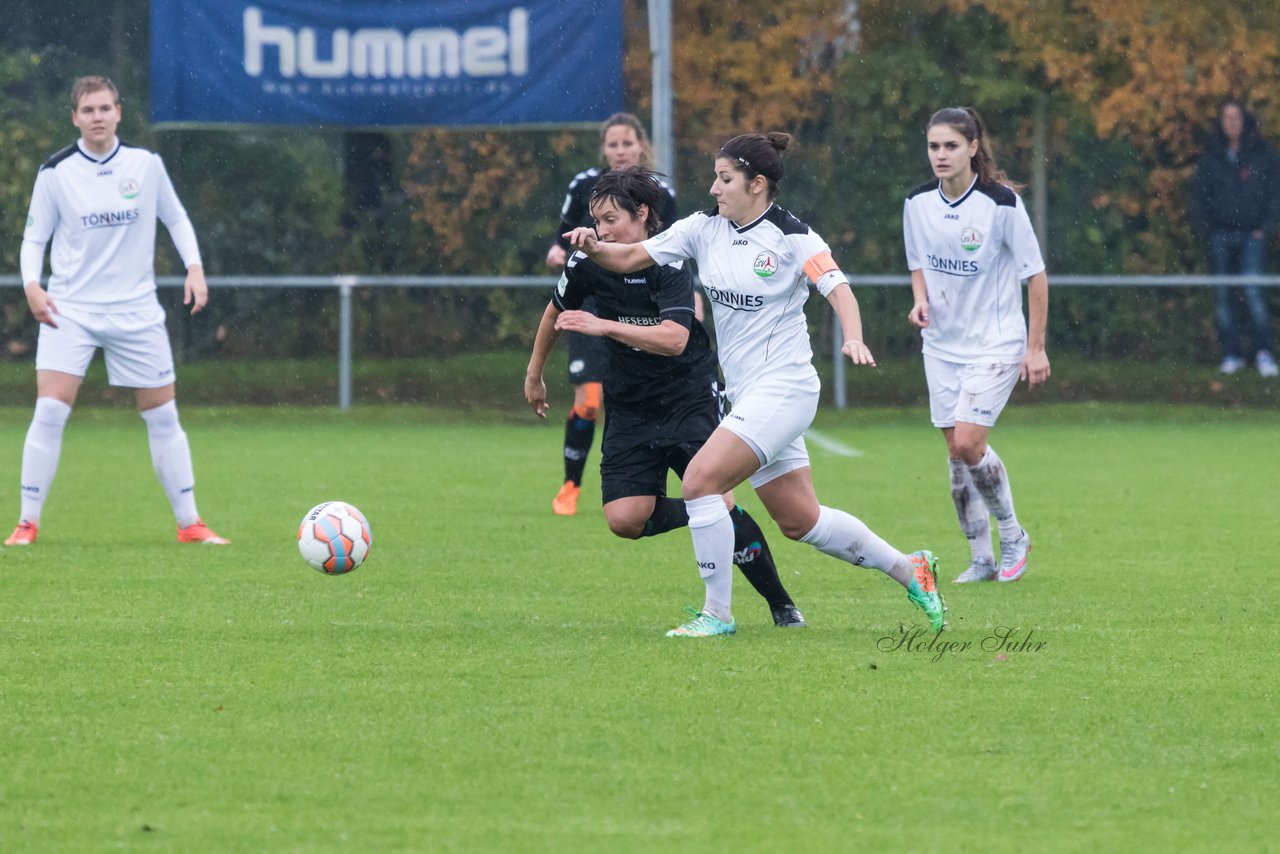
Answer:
[{"left": 297, "top": 501, "right": 372, "bottom": 574}]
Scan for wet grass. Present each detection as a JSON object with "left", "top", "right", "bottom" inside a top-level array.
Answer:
[{"left": 0, "top": 405, "right": 1275, "bottom": 850}]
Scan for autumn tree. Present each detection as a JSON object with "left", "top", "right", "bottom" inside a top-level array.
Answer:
[{"left": 955, "top": 0, "right": 1280, "bottom": 271}]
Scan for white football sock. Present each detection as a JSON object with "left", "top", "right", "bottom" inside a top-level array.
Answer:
[
  {"left": 141, "top": 401, "right": 200, "bottom": 527},
  {"left": 800, "top": 505, "right": 913, "bottom": 587},
  {"left": 18, "top": 398, "right": 72, "bottom": 524},
  {"left": 968, "top": 446, "right": 1022, "bottom": 540},
  {"left": 950, "top": 457, "right": 994, "bottom": 563},
  {"left": 685, "top": 494, "right": 735, "bottom": 621}
]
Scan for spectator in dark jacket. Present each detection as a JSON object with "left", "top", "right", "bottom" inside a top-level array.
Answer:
[{"left": 1190, "top": 99, "right": 1280, "bottom": 377}]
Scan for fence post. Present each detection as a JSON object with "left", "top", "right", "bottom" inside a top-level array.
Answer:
[
  {"left": 832, "top": 311, "right": 847, "bottom": 410},
  {"left": 338, "top": 280, "right": 353, "bottom": 410}
]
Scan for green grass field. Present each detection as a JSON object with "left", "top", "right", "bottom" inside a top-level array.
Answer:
[{"left": 0, "top": 403, "right": 1276, "bottom": 851}]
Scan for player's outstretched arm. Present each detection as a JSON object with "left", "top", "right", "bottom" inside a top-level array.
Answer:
[
  {"left": 563, "top": 227, "right": 655, "bottom": 274},
  {"left": 826, "top": 283, "right": 876, "bottom": 367},
  {"left": 1021, "top": 270, "right": 1050, "bottom": 386},
  {"left": 525, "top": 302, "right": 562, "bottom": 418}
]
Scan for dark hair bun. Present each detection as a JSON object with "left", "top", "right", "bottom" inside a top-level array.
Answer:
[{"left": 766, "top": 132, "right": 792, "bottom": 153}]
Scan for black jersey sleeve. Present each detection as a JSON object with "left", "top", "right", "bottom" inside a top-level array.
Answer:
[
  {"left": 653, "top": 261, "right": 695, "bottom": 329},
  {"left": 554, "top": 171, "right": 597, "bottom": 251},
  {"left": 551, "top": 251, "right": 593, "bottom": 311},
  {"left": 657, "top": 183, "right": 679, "bottom": 234}
]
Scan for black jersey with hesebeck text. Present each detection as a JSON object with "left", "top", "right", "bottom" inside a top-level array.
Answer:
[{"left": 553, "top": 251, "right": 718, "bottom": 409}]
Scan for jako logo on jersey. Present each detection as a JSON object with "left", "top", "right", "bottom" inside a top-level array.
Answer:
[
  {"left": 118, "top": 178, "right": 140, "bottom": 199},
  {"left": 960, "top": 226, "right": 983, "bottom": 252},
  {"left": 731, "top": 238, "right": 748, "bottom": 246},
  {"left": 703, "top": 285, "right": 765, "bottom": 312},
  {"left": 97, "top": 169, "right": 113, "bottom": 177},
  {"left": 925, "top": 253, "right": 979, "bottom": 275},
  {"left": 81, "top": 209, "right": 140, "bottom": 229},
  {"left": 243, "top": 6, "right": 529, "bottom": 80},
  {"left": 753, "top": 251, "right": 778, "bottom": 278}
]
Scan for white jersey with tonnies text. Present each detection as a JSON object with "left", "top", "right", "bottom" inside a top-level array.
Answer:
[
  {"left": 903, "top": 177, "right": 1045, "bottom": 363},
  {"left": 23, "top": 139, "right": 193, "bottom": 312},
  {"left": 643, "top": 204, "right": 835, "bottom": 402}
]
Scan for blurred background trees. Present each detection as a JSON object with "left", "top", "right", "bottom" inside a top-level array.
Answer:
[{"left": 2, "top": 0, "right": 1278, "bottom": 364}]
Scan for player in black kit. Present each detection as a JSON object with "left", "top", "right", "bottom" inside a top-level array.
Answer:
[
  {"left": 526, "top": 167, "right": 803, "bottom": 628},
  {"left": 543, "top": 113, "right": 678, "bottom": 517}
]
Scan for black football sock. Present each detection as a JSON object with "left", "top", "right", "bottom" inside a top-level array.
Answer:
[
  {"left": 562, "top": 410, "right": 596, "bottom": 486},
  {"left": 731, "top": 505, "right": 794, "bottom": 608},
  {"left": 640, "top": 497, "right": 689, "bottom": 537}
]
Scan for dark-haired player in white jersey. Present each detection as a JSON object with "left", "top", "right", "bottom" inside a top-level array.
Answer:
[
  {"left": 527, "top": 167, "right": 804, "bottom": 628},
  {"left": 567, "top": 134, "right": 944, "bottom": 638},
  {"left": 8, "top": 76, "right": 228, "bottom": 546},
  {"left": 542, "top": 113, "right": 678, "bottom": 517},
  {"left": 903, "top": 107, "right": 1050, "bottom": 583}
]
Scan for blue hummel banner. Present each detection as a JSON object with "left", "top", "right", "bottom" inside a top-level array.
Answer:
[{"left": 151, "top": 0, "right": 623, "bottom": 128}]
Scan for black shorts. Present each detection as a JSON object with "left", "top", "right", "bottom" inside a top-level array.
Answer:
[
  {"left": 566, "top": 331, "right": 608, "bottom": 385},
  {"left": 599, "top": 384, "right": 724, "bottom": 504}
]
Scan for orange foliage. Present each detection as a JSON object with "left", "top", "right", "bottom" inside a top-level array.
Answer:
[{"left": 954, "top": 0, "right": 1280, "bottom": 266}]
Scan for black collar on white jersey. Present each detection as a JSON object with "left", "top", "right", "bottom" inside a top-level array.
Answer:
[
  {"left": 727, "top": 203, "right": 776, "bottom": 234},
  {"left": 937, "top": 175, "right": 978, "bottom": 208},
  {"left": 76, "top": 137, "right": 122, "bottom": 165}
]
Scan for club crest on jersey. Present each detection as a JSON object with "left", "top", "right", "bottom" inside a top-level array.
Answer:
[
  {"left": 556, "top": 272, "right": 568, "bottom": 297},
  {"left": 26, "top": 215, "right": 34, "bottom": 228},
  {"left": 960, "top": 226, "right": 983, "bottom": 252},
  {"left": 753, "top": 251, "right": 778, "bottom": 278},
  {"left": 118, "top": 178, "right": 140, "bottom": 200}
]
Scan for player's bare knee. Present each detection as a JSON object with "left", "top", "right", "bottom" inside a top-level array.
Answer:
[{"left": 604, "top": 511, "right": 644, "bottom": 539}]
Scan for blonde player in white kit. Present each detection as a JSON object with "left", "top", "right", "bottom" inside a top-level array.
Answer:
[
  {"left": 903, "top": 107, "right": 1050, "bottom": 583},
  {"left": 7, "top": 76, "right": 229, "bottom": 547},
  {"left": 567, "top": 132, "right": 945, "bottom": 637}
]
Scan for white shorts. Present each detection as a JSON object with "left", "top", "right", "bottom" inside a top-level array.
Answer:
[
  {"left": 924, "top": 355, "right": 1020, "bottom": 428},
  {"left": 721, "top": 376, "right": 818, "bottom": 488},
  {"left": 36, "top": 303, "right": 176, "bottom": 389}
]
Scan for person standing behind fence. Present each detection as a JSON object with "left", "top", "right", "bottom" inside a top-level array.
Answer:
[
  {"left": 542, "top": 113, "right": 678, "bottom": 516},
  {"left": 8, "top": 76, "right": 229, "bottom": 547},
  {"left": 1189, "top": 99, "right": 1280, "bottom": 378},
  {"left": 903, "top": 107, "right": 1049, "bottom": 584}
]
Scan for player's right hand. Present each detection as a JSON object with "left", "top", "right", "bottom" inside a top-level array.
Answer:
[
  {"left": 907, "top": 301, "right": 930, "bottom": 329},
  {"left": 563, "top": 227, "right": 598, "bottom": 255},
  {"left": 24, "top": 282, "right": 59, "bottom": 328},
  {"left": 524, "top": 375, "right": 549, "bottom": 419}
]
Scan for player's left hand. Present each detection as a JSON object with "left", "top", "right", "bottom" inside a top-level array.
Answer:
[
  {"left": 184, "top": 265, "right": 209, "bottom": 314},
  {"left": 563, "top": 227, "right": 598, "bottom": 255},
  {"left": 524, "top": 375, "right": 549, "bottom": 418},
  {"left": 1021, "top": 348, "right": 1051, "bottom": 387},
  {"left": 842, "top": 339, "right": 877, "bottom": 367},
  {"left": 554, "top": 310, "right": 607, "bottom": 337}
]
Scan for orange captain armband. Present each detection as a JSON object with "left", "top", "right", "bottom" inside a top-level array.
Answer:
[{"left": 802, "top": 251, "right": 847, "bottom": 297}]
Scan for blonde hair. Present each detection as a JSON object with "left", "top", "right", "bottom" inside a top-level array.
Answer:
[
  {"left": 600, "top": 112, "right": 655, "bottom": 168},
  {"left": 70, "top": 76, "right": 120, "bottom": 110}
]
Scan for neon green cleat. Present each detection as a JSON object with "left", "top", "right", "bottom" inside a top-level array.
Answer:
[
  {"left": 905, "top": 550, "right": 947, "bottom": 632},
  {"left": 666, "top": 607, "right": 736, "bottom": 638}
]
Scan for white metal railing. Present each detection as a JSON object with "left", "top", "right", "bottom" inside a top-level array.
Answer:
[{"left": 5, "top": 274, "right": 1280, "bottom": 410}]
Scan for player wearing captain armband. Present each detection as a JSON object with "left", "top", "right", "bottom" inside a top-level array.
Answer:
[
  {"left": 565, "top": 132, "right": 945, "bottom": 637},
  {"left": 8, "top": 76, "right": 228, "bottom": 547},
  {"left": 526, "top": 166, "right": 805, "bottom": 629}
]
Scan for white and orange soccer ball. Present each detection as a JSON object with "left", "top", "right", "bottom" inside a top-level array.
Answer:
[{"left": 297, "top": 502, "right": 372, "bottom": 574}]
